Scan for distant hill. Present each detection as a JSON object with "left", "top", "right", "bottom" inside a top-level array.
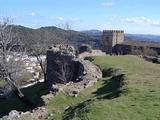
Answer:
[
  {"left": 11, "top": 25, "right": 101, "bottom": 49},
  {"left": 10, "top": 26, "right": 160, "bottom": 51},
  {"left": 125, "top": 34, "right": 160, "bottom": 42},
  {"left": 81, "top": 30, "right": 102, "bottom": 36},
  {"left": 81, "top": 30, "right": 160, "bottom": 42}
]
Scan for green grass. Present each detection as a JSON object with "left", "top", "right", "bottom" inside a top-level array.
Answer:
[
  {"left": 0, "top": 83, "right": 47, "bottom": 116},
  {"left": 47, "top": 55, "right": 160, "bottom": 120}
]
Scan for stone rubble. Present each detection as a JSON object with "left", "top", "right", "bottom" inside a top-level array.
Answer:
[{"left": 46, "top": 44, "right": 102, "bottom": 96}]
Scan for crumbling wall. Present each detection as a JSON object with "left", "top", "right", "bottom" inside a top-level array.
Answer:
[
  {"left": 46, "top": 51, "right": 83, "bottom": 83},
  {"left": 46, "top": 45, "right": 84, "bottom": 90},
  {"left": 46, "top": 44, "right": 102, "bottom": 92}
]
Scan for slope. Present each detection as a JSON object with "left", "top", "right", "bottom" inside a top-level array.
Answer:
[
  {"left": 11, "top": 25, "right": 100, "bottom": 49},
  {"left": 46, "top": 56, "right": 160, "bottom": 120}
]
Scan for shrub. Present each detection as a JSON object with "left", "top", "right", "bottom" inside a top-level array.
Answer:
[
  {"left": 142, "top": 46, "right": 158, "bottom": 56},
  {"left": 84, "top": 57, "right": 95, "bottom": 62},
  {"left": 79, "top": 44, "right": 92, "bottom": 53},
  {"left": 131, "top": 46, "right": 158, "bottom": 56},
  {"left": 131, "top": 48, "right": 143, "bottom": 55},
  {"left": 102, "top": 68, "right": 121, "bottom": 77},
  {"left": 18, "top": 72, "right": 33, "bottom": 83}
]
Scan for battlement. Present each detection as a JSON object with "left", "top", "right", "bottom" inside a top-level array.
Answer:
[{"left": 103, "top": 30, "right": 124, "bottom": 33}]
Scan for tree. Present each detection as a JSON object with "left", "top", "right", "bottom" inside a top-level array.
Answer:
[
  {"left": 56, "top": 21, "right": 73, "bottom": 31},
  {"left": 25, "top": 38, "right": 48, "bottom": 82},
  {"left": 24, "top": 29, "right": 59, "bottom": 82},
  {"left": 0, "top": 18, "right": 34, "bottom": 108},
  {"left": 56, "top": 21, "right": 73, "bottom": 44}
]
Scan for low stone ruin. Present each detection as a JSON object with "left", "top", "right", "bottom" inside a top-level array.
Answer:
[
  {"left": 46, "top": 44, "right": 80, "bottom": 86},
  {"left": 62, "top": 60, "right": 102, "bottom": 96},
  {"left": 143, "top": 55, "right": 160, "bottom": 64},
  {"left": 2, "top": 110, "right": 20, "bottom": 120},
  {"left": 46, "top": 44, "right": 102, "bottom": 95},
  {"left": 1, "top": 107, "right": 47, "bottom": 120}
]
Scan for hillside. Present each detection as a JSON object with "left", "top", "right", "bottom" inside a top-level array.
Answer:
[
  {"left": 125, "top": 34, "right": 160, "bottom": 42},
  {"left": 42, "top": 56, "right": 160, "bottom": 120},
  {"left": 11, "top": 25, "right": 101, "bottom": 49},
  {"left": 1, "top": 55, "right": 160, "bottom": 119},
  {"left": 10, "top": 26, "right": 160, "bottom": 50},
  {"left": 81, "top": 30, "right": 102, "bottom": 36}
]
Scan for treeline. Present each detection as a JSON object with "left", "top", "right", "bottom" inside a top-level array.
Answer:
[{"left": 10, "top": 25, "right": 101, "bottom": 50}]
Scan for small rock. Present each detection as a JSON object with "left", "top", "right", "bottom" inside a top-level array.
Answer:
[{"left": 3, "top": 110, "right": 20, "bottom": 120}]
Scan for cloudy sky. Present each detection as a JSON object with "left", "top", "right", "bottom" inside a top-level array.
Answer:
[{"left": 0, "top": 0, "right": 160, "bottom": 34}]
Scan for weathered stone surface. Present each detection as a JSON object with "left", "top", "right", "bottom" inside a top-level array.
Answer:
[
  {"left": 2, "top": 110, "right": 20, "bottom": 120},
  {"left": 46, "top": 51, "right": 84, "bottom": 90},
  {"left": 46, "top": 45, "right": 102, "bottom": 94},
  {"left": 1, "top": 107, "right": 48, "bottom": 120},
  {"left": 62, "top": 60, "right": 102, "bottom": 96},
  {"left": 143, "top": 55, "right": 160, "bottom": 64},
  {"left": 78, "top": 50, "right": 106, "bottom": 59},
  {"left": 46, "top": 45, "right": 84, "bottom": 90},
  {"left": 41, "top": 93, "right": 55, "bottom": 104}
]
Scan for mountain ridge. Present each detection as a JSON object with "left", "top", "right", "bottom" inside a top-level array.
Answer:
[
  {"left": 10, "top": 25, "right": 101, "bottom": 49},
  {"left": 81, "top": 29, "right": 160, "bottom": 42}
]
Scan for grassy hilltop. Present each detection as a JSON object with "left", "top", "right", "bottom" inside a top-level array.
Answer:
[
  {"left": 1, "top": 55, "right": 160, "bottom": 120},
  {"left": 46, "top": 55, "right": 160, "bottom": 120}
]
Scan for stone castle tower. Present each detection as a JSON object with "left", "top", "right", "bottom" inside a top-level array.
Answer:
[{"left": 102, "top": 30, "right": 124, "bottom": 54}]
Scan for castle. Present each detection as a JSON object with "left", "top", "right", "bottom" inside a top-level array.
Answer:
[
  {"left": 102, "top": 30, "right": 160, "bottom": 55},
  {"left": 102, "top": 30, "right": 124, "bottom": 54}
]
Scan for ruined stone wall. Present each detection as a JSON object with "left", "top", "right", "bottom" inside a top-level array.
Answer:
[
  {"left": 46, "top": 45, "right": 84, "bottom": 90},
  {"left": 46, "top": 44, "right": 102, "bottom": 92},
  {"left": 113, "top": 44, "right": 160, "bottom": 55}
]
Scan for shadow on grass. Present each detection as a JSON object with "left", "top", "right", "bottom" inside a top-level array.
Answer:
[
  {"left": 0, "top": 82, "right": 49, "bottom": 117},
  {"left": 93, "top": 74, "right": 126, "bottom": 100},
  {"left": 61, "top": 72, "right": 126, "bottom": 120},
  {"left": 62, "top": 99, "right": 93, "bottom": 120}
]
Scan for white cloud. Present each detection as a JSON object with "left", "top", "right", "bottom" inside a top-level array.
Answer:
[
  {"left": 101, "top": 2, "right": 115, "bottom": 7},
  {"left": 30, "top": 12, "right": 36, "bottom": 17},
  {"left": 121, "top": 16, "right": 160, "bottom": 26},
  {"left": 56, "top": 16, "right": 80, "bottom": 22},
  {"left": 122, "top": 17, "right": 151, "bottom": 24},
  {"left": 56, "top": 16, "right": 64, "bottom": 21}
]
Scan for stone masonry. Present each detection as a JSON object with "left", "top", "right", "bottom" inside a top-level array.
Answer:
[
  {"left": 102, "top": 30, "right": 124, "bottom": 54},
  {"left": 46, "top": 44, "right": 102, "bottom": 93}
]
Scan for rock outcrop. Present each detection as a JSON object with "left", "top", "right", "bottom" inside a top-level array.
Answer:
[
  {"left": 143, "top": 55, "right": 160, "bottom": 64},
  {"left": 1, "top": 107, "right": 47, "bottom": 120},
  {"left": 0, "top": 45, "right": 102, "bottom": 119},
  {"left": 46, "top": 44, "right": 102, "bottom": 94},
  {"left": 2, "top": 110, "right": 20, "bottom": 120},
  {"left": 63, "top": 60, "right": 102, "bottom": 96},
  {"left": 46, "top": 44, "right": 83, "bottom": 89}
]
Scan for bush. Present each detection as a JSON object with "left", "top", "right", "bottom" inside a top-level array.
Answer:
[
  {"left": 131, "top": 48, "right": 143, "bottom": 55},
  {"left": 142, "top": 47, "right": 158, "bottom": 56},
  {"left": 79, "top": 44, "right": 92, "bottom": 53},
  {"left": 18, "top": 72, "right": 33, "bottom": 83},
  {"left": 131, "top": 46, "right": 158, "bottom": 56},
  {"left": 102, "top": 68, "right": 121, "bottom": 77},
  {"left": 84, "top": 57, "right": 95, "bottom": 62}
]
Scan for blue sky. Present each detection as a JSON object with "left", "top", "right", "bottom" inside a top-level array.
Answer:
[{"left": 1, "top": 0, "right": 160, "bottom": 34}]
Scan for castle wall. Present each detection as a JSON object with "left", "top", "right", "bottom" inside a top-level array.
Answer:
[
  {"left": 113, "top": 44, "right": 160, "bottom": 55},
  {"left": 102, "top": 30, "right": 124, "bottom": 54}
]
